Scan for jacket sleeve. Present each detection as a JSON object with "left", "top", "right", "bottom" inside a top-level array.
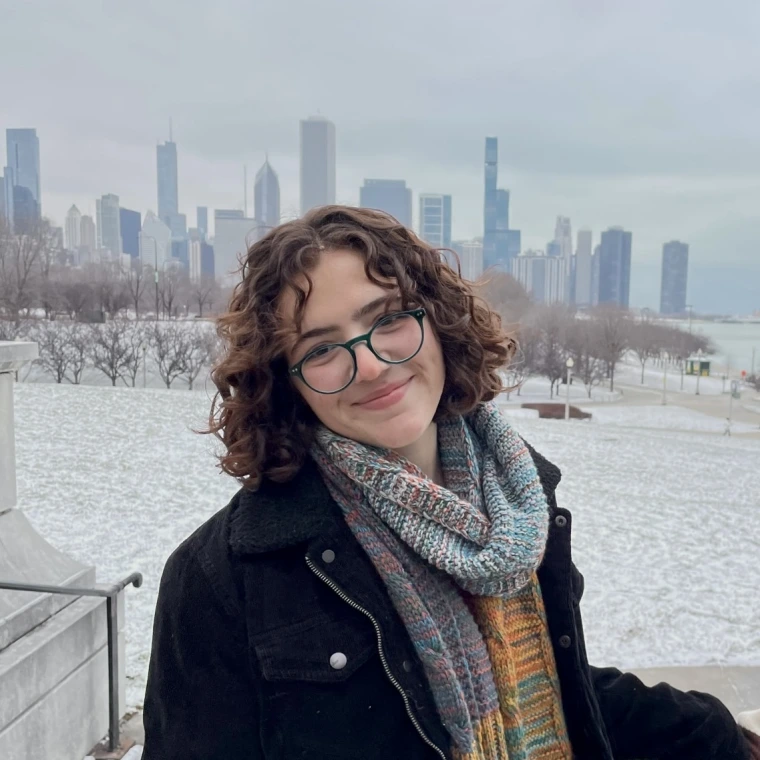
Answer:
[
  {"left": 570, "top": 566, "right": 749, "bottom": 759},
  {"left": 590, "top": 666, "right": 750, "bottom": 759},
  {"left": 142, "top": 541, "right": 264, "bottom": 760}
]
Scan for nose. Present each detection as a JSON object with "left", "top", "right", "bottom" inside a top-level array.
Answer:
[{"left": 353, "top": 342, "right": 386, "bottom": 384}]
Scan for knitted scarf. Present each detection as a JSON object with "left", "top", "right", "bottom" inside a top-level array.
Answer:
[{"left": 312, "top": 401, "right": 573, "bottom": 759}]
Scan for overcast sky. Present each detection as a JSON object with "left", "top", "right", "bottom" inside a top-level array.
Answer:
[{"left": 1, "top": 0, "right": 759, "bottom": 312}]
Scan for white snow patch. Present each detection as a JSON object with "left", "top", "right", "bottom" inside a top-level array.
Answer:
[{"left": 13, "top": 382, "right": 760, "bottom": 710}]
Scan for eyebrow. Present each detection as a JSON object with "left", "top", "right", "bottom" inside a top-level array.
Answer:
[{"left": 292, "top": 293, "right": 399, "bottom": 353}]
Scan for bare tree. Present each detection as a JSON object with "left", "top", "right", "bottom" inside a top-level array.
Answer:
[
  {"left": 125, "top": 262, "right": 150, "bottom": 319},
  {"left": 90, "top": 320, "right": 134, "bottom": 386},
  {"left": 32, "top": 321, "right": 70, "bottom": 383},
  {"left": 181, "top": 324, "right": 218, "bottom": 390},
  {"left": 159, "top": 267, "right": 189, "bottom": 319},
  {"left": 0, "top": 216, "right": 55, "bottom": 325},
  {"left": 148, "top": 322, "right": 190, "bottom": 388},
  {"left": 64, "top": 323, "right": 90, "bottom": 384},
  {"left": 121, "top": 322, "right": 149, "bottom": 388},
  {"left": 510, "top": 322, "right": 542, "bottom": 396},
  {"left": 189, "top": 274, "right": 218, "bottom": 318},
  {"left": 564, "top": 319, "right": 607, "bottom": 398},
  {"left": 474, "top": 271, "right": 532, "bottom": 327},
  {"left": 591, "top": 306, "right": 630, "bottom": 391},
  {"left": 629, "top": 321, "right": 662, "bottom": 383},
  {"left": 532, "top": 304, "right": 571, "bottom": 398},
  {"left": 91, "top": 262, "right": 130, "bottom": 320}
]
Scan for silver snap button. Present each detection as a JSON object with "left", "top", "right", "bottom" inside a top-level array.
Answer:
[
  {"left": 322, "top": 549, "right": 336, "bottom": 563},
  {"left": 555, "top": 515, "right": 568, "bottom": 528},
  {"left": 329, "top": 652, "right": 348, "bottom": 670}
]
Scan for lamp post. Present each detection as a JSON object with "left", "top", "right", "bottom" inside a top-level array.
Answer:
[
  {"left": 142, "top": 343, "right": 147, "bottom": 389},
  {"left": 695, "top": 348, "right": 704, "bottom": 396},
  {"left": 565, "top": 357, "right": 575, "bottom": 420},
  {"left": 141, "top": 234, "right": 160, "bottom": 320},
  {"left": 662, "top": 355, "right": 668, "bottom": 405}
]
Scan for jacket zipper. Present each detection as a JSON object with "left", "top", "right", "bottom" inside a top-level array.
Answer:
[{"left": 305, "top": 555, "right": 447, "bottom": 760}]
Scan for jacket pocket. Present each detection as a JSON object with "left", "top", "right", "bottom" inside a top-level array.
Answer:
[{"left": 252, "top": 613, "right": 375, "bottom": 684}]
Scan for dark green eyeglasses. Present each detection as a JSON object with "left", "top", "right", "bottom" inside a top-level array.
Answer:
[{"left": 289, "top": 308, "right": 426, "bottom": 394}]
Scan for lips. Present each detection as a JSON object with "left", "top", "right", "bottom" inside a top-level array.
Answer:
[{"left": 354, "top": 378, "right": 412, "bottom": 406}]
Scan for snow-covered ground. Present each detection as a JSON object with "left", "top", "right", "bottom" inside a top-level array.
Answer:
[{"left": 13, "top": 382, "right": 760, "bottom": 710}]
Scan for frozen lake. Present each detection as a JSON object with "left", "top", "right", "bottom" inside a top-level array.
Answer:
[{"left": 13, "top": 382, "right": 760, "bottom": 709}]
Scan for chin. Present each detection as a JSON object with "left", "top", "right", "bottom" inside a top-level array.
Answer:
[{"left": 357, "top": 411, "right": 433, "bottom": 451}]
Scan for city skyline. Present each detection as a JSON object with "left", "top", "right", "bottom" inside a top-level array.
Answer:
[{"left": 3, "top": 0, "right": 760, "bottom": 313}]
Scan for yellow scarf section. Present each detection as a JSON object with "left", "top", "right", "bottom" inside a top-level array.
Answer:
[{"left": 457, "top": 574, "right": 574, "bottom": 760}]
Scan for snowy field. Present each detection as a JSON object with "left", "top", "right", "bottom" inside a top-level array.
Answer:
[{"left": 13, "top": 382, "right": 760, "bottom": 709}]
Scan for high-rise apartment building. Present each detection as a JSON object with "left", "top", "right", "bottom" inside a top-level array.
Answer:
[
  {"left": 254, "top": 158, "right": 281, "bottom": 230},
  {"left": 300, "top": 116, "right": 336, "bottom": 215},
  {"left": 419, "top": 194, "right": 452, "bottom": 248},
  {"left": 360, "top": 179, "right": 412, "bottom": 227},
  {"left": 575, "top": 229, "right": 593, "bottom": 306},
  {"left": 598, "top": 227, "right": 632, "bottom": 308},
  {"left": 5, "top": 128, "right": 41, "bottom": 228},
  {"left": 96, "top": 194, "right": 122, "bottom": 257},
  {"left": 511, "top": 250, "right": 567, "bottom": 304},
  {"left": 451, "top": 240, "right": 484, "bottom": 281},
  {"left": 64, "top": 205, "right": 82, "bottom": 250},
  {"left": 660, "top": 240, "right": 689, "bottom": 315}
]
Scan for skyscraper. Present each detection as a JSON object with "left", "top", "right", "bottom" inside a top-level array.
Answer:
[
  {"left": 157, "top": 139, "right": 179, "bottom": 224},
  {"left": 214, "top": 209, "right": 264, "bottom": 287},
  {"left": 254, "top": 158, "right": 281, "bottom": 230},
  {"left": 419, "top": 194, "right": 452, "bottom": 248},
  {"left": 196, "top": 206, "right": 208, "bottom": 238},
  {"left": 482, "top": 138, "right": 515, "bottom": 271},
  {"left": 359, "top": 179, "right": 412, "bottom": 227},
  {"left": 598, "top": 227, "right": 632, "bottom": 308},
  {"left": 80, "top": 215, "right": 96, "bottom": 252},
  {"left": 553, "top": 216, "right": 573, "bottom": 302},
  {"left": 575, "top": 229, "right": 593, "bottom": 306},
  {"left": 140, "top": 211, "right": 172, "bottom": 269},
  {"left": 483, "top": 137, "right": 498, "bottom": 266},
  {"left": 511, "top": 250, "right": 566, "bottom": 304},
  {"left": 300, "top": 116, "right": 336, "bottom": 215},
  {"left": 6, "top": 129, "right": 41, "bottom": 228},
  {"left": 660, "top": 241, "right": 689, "bottom": 315},
  {"left": 451, "top": 240, "right": 483, "bottom": 281},
  {"left": 96, "top": 194, "right": 122, "bottom": 256},
  {"left": 119, "top": 208, "right": 142, "bottom": 259},
  {"left": 64, "top": 205, "right": 82, "bottom": 250}
]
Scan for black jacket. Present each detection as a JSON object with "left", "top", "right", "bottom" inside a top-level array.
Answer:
[{"left": 143, "top": 448, "right": 749, "bottom": 759}]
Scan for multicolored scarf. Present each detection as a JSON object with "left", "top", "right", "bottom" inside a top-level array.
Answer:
[{"left": 312, "top": 401, "right": 573, "bottom": 759}]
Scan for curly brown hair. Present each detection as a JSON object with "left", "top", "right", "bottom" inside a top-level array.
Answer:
[{"left": 207, "top": 205, "right": 514, "bottom": 489}]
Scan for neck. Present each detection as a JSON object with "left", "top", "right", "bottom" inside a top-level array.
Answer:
[{"left": 394, "top": 422, "right": 445, "bottom": 486}]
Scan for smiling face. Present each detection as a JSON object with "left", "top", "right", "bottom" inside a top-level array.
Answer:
[{"left": 281, "top": 248, "right": 446, "bottom": 451}]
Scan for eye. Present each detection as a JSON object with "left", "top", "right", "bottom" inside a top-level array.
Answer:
[{"left": 303, "top": 344, "right": 340, "bottom": 364}]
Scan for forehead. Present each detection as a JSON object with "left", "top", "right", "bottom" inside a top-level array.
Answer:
[{"left": 279, "top": 248, "right": 396, "bottom": 330}]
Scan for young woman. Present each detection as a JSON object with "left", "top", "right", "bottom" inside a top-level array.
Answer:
[{"left": 143, "top": 206, "right": 757, "bottom": 759}]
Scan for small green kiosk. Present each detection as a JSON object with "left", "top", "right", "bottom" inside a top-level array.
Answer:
[{"left": 685, "top": 356, "right": 711, "bottom": 376}]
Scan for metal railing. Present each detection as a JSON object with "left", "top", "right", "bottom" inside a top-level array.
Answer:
[{"left": 0, "top": 572, "right": 143, "bottom": 752}]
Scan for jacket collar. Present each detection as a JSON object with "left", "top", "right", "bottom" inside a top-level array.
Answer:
[{"left": 229, "top": 442, "right": 562, "bottom": 556}]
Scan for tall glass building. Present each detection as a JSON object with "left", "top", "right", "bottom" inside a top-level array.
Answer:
[
  {"left": 254, "top": 158, "right": 281, "bottom": 230},
  {"left": 157, "top": 140, "right": 179, "bottom": 224},
  {"left": 660, "top": 241, "right": 689, "bottom": 315},
  {"left": 6, "top": 128, "right": 41, "bottom": 228},
  {"left": 598, "top": 227, "right": 632, "bottom": 308}
]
